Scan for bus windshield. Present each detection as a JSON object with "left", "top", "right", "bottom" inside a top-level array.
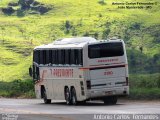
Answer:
[{"left": 88, "top": 42, "right": 124, "bottom": 59}]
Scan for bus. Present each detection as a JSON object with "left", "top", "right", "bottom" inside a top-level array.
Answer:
[{"left": 29, "top": 37, "right": 129, "bottom": 105}]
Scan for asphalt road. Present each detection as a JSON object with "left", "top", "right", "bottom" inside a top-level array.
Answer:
[{"left": 0, "top": 98, "right": 160, "bottom": 120}]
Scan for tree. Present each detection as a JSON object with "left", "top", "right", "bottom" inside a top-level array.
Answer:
[{"left": 18, "top": 0, "right": 34, "bottom": 10}]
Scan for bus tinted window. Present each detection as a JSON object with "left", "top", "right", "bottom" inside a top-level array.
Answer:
[
  {"left": 58, "top": 50, "right": 61, "bottom": 64},
  {"left": 43, "top": 50, "right": 46, "bottom": 64},
  {"left": 33, "top": 50, "right": 40, "bottom": 64},
  {"left": 35, "top": 49, "right": 83, "bottom": 65},
  {"left": 70, "top": 49, "right": 75, "bottom": 64},
  {"left": 61, "top": 50, "right": 65, "bottom": 64},
  {"left": 46, "top": 50, "right": 50, "bottom": 64},
  {"left": 74, "top": 49, "right": 83, "bottom": 65},
  {"left": 52, "top": 50, "right": 56, "bottom": 64},
  {"left": 40, "top": 50, "right": 44, "bottom": 64},
  {"left": 54, "top": 50, "right": 58, "bottom": 64},
  {"left": 49, "top": 50, "right": 52, "bottom": 64},
  {"left": 78, "top": 49, "right": 83, "bottom": 65},
  {"left": 75, "top": 49, "right": 78, "bottom": 64},
  {"left": 65, "top": 49, "right": 70, "bottom": 64},
  {"left": 88, "top": 42, "right": 124, "bottom": 58}
]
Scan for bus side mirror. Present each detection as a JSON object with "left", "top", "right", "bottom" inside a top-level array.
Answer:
[{"left": 29, "top": 67, "right": 32, "bottom": 77}]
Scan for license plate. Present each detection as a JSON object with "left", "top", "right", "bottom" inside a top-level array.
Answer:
[{"left": 105, "top": 91, "right": 113, "bottom": 95}]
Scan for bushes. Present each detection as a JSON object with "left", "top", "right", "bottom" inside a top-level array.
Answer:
[
  {"left": 129, "top": 74, "right": 160, "bottom": 88},
  {"left": 129, "top": 88, "right": 160, "bottom": 99},
  {"left": 127, "top": 49, "right": 160, "bottom": 74},
  {"left": 0, "top": 74, "right": 160, "bottom": 99},
  {"left": 1, "top": 0, "right": 52, "bottom": 16},
  {"left": 2, "top": 7, "right": 15, "bottom": 15},
  {"left": 0, "top": 79, "right": 35, "bottom": 98},
  {"left": 98, "top": 0, "right": 106, "bottom": 5},
  {"left": 129, "top": 74, "right": 160, "bottom": 100}
]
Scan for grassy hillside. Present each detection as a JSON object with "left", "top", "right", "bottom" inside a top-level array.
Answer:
[{"left": 0, "top": 0, "right": 160, "bottom": 82}]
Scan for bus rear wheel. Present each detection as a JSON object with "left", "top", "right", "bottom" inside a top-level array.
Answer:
[
  {"left": 65, "top": 87, "right": 71, "bottom": 105},
  {"left": 71, "top": 87, "right": 77, "bottom": 105},
  {"left": 42, "top": 88, "right": 51, "bottom": 104}
]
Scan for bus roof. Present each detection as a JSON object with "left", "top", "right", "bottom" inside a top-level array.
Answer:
[{"left": 34, "top": 37, "right": 123, "bottom": 50}]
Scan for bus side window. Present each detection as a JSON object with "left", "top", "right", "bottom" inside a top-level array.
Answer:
[
  {"left": 37, "top": 50, "right": 40, "bottom": 64},
  {"left": 55, "top": 50, "right": 58, "bottom": 64},
  {"left": 75, "top": 49, "right": 78, "bottom": 65},
  {"left": 46, "top": 50, "right": 50, "bottom": 65},
  {"left": 78, "top": 49, "right": 83, "bottom": 65},
  {"left": 73, "top": 49, "right": 82, "bottom": 65},
  {"left": 49, "top": 50, "right": 52, "bottom": 64},
  {"left": 40, "top": 50, "right": 44, "bottom": 64},
  {"left": 32, "top": 64, "right": 39, "bottom": 81},
  {"left": 68, "top": 49, "right": 71, "bottom": 65},
  {"left": 58, "top": 49, "right": 65, "bottom": 65},
  {"left": 58, "top": 50, "right": 61, "bottom": 64},
  {"left": 70, "top": 49, "right": 75, "bottom": 65},
  {"left": 61, "top": 49, "right": 65, "bottom": 64},
  {"left": 52, "top": 50, "right": 55, "bottom": 64},
  {"left": 33, "top": 50, "right": 40, "bottom": 64},
  {"left": 33, "top": 50, "right": 37, "bottom": 63},
  {"left": 43, "top": 50, "right": 46, "bottom": 64},
  {"left": 65, "top": 49, "right": 70, "bottom": 65}
]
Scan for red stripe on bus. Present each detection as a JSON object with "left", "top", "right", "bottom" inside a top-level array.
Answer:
[
  {"left": 89, "top": 62, "right": 125, "bottom": 67},
  {"left": 79, "top": 64, "right": 127, "bottom": 70}
]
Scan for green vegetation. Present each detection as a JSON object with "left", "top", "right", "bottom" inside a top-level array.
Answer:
[
  {"left": 0, "top": 0, "right": 160, "bottom": 99},
  {"left": 0, "top": 79, "right": 35, "bottom": 98},
  {"left": 129, "top": 74, "right": 160, "bottom": 99}
]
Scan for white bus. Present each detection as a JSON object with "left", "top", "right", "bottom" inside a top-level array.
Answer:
[{"left": 29, "top": 37, "right": 129, "bottom": 105}]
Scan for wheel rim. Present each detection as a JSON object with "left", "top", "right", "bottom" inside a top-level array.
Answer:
[
  {"left": 71, "top": 88, "right": 77, "bottom": 105},
  {"left": 65, "top": 88, "right": 70, "bottom": 104},
  {"left": 72, "top": 94, "right": 76, "bottom": 104},
  {"left": 43, "top": 91, "right": 47, "bottom": 102}
]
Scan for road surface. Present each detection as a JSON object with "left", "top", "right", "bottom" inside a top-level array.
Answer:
[{"left": 0, "top": 98, "right": 160, "bottom": 120}]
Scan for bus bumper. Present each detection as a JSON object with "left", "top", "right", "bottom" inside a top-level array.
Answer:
[{"left": 86, "top": 86, "right": 129, "bottom": 99}]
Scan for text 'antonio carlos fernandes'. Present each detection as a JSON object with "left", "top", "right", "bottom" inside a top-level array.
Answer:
[
  {"left": 93, "top": 114, "right": 159, "bottom": 120},
  {"left": 94, "top": 114, "right": 130, "bottom": 120}
]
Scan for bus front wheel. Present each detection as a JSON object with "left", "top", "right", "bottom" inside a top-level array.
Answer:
[{"left": 42, "top": 88, "right": 51, "bottom": 104}]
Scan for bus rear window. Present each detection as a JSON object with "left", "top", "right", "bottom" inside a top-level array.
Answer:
[{"left": 88, "top": 42, "right": 124, "bottom": 58}]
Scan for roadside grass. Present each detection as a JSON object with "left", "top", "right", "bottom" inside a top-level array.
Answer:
[
  {"left": 0, "top": 73, "right": 160, "bottom": 99},
  {"left": 129, "top": 88, "right": 160, "bottom": 99},
  {"left": 0, "top": 79, "right": 35, "bottom": 98},
  {"left": 129, "top": 73, "right": 160, "bottom": 99}
]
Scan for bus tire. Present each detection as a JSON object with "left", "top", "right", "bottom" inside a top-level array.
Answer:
[
  {"left": 110, "top": 96, "right": 118, "bottom": 105},
  {"left": 42, "top": 88, "right": 51, "bottom": 104},
  {"left": 103, "top": 96, "right": 117, "bottom": 105},
  {"left": 65, "top": 87, "right": 71, "bottom": 105},
  {"left": 71, "top": 87, "right": 77, "bottom": 105}
]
